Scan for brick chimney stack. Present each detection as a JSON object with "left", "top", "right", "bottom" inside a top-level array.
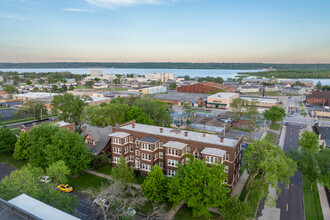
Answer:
[
  {"left": 160, "top": 128, "right": 163, "bottom": 133},
  {"left": 220, "top": 136, "right": 224, "bottom": 142},
  {"left": 82, "top": 125, "right": 87, "bottom": 133},
  {"left": 132, "top": 123, "right": 135, "bottom": 128},
  {"left": 184, "top": 131, "right": 188, "bottom": 137},
  {"left": 203, "top": 133, "right": 206, "bottom": 137}
]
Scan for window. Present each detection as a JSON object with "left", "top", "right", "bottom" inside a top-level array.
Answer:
[
  {"left": 142, "top": 163, "right": 151, "bottom": 171},
  {"left": 154, "top": 144, "right": 158, "bottom": 150},
  {"left": 159, "top": 142, "right": 163, "bottom": 149},
  {"left": 154, "top": 153, "right": 158, "bottom": 160},
  {"left": 185, "top": 146, "right": 191, "bottom": 154},
  {"left": 142, "top": 143, "right": 151, "bottom": 151},
  {"left": 142, "top": 153, "right": 151, "bottom": 161},
  {"left": 181, "top": 159, "right": 185, "bottom": 165},
  {"left": 206, "top": 155, "right": 218, "bottom": 164},
  {"left": 159, "top": 152, "right": 163, "bottom": 159},
  {"left": 124, "top": 137, "right": 128, "bottom": 143},
  {"left": 136, "top": 150, "right": 140, "bottom": 156},
  {"left": 225, "top": 154, "right": 229, "bottom": 161},
  {"left": 167, "top": 169, "right": 176, "bottom": 177},
  {"left": 125, "top": 156, "right": 129, "bottom": 162},
  {"left": 224, "top": 165, "right": 228, "bottom": 173},
  {"left": 194, "top": 150, "right": 199, "bottom": 159},
  {"left": 130, "top": 155, "right": 134, "bottom": 161},
  {"left": 113, "top": 156, "right": 120, "bottom": 163},
  {"left": 159, "top": 162, "right": 163, "bottom": 168},
  {"left": 124, "top": 147, "right": 128, "bottom": 154},
  {"left": 113, "top": 147, "right": 121, "bottom": 154},
  {"left": 168, "top": 159, "right": 178, "bottom": 167},
  {"left": 129, "top": 136, "right": 133, "bottom": 143},
  {"left": 130, "top": 146, "right": 134, "bottom": 152},
  {"left": 136, "top": 141, "right": 139, "bottom": 148},
  {"left": 87, "top": 139, "right": 94, "bottom": 145},
  {"left": 113, "top": 138, "right": 121, "bottom": 144},
  {"left": 168, "top": 148, "right": 178, "bottom": 156}
]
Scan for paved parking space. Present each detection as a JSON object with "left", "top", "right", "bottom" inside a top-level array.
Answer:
[{"left": 0, "top": 163, "right": 17, "bottom": 181}]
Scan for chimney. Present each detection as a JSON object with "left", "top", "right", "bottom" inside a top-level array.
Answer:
[
  {"left": 203, "top": 133, "right": 205, "bottom": 137},
  {"left": 82, "top": 125, "right": 87, "bottom": 133},
  {"left": 160, "top": 128, "right": 163, "bottom": 133},
  {"left": 220, "top": 136, "right": 224, "bottom": 142},
  {"left": 132, "top": 123, "right": 135, "bottom": 128},
  {"left": 184, "top": 131, "right": 188, "bottom": 137}
]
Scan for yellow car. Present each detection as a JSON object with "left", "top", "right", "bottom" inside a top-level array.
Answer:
[{"left": 57, "top": 184, "right": 73, "bottom": 193}]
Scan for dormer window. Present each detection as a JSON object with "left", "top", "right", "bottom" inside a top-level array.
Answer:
[{"left": 194, "top": 150, "right": 199, "bottom": 159}]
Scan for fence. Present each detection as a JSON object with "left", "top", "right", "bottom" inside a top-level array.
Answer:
[{"left": 0, "top": 108, "right": 32, "bottom": 122}]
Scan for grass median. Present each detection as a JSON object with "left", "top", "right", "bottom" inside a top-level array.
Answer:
[{"left": 302, "top": 175, "right": 323, "bottom": 220}]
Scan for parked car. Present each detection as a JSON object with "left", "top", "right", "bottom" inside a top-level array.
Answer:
[
  {"left": 284, "top": 122, "right": 289, "bottom": 126},
  {"left": 115, "top": 207, "right": 136, "bottom": 217},
  {"left": 38, "top": 176, "right": 52, "bottom": 183},
  {"left": 93, "top": 198, "right": 110, "bottom": 208},
  {"left": 57, "top": 184, "right": 73, "bottom": 193}
]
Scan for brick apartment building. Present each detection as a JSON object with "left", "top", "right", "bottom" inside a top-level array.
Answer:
[
  {"left": 177, "top": 82, "right": 234, "bottom": 94},
  {"left": 109, "top": 121, "right": 243, "bottom": 188},
  {"left": 306, "top": 91, "right": 330, "bottom": 106}
]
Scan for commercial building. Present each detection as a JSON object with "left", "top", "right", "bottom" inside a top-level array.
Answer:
[
  {"left": 278, "top": 79, "right": 314, "bottom": 87},
  {"left": 153, "top": 91, "right": 209, "bottom": 107},
  {"left": 109, "top": 121, "right": 243, "bottom": 188},
  {"left": 13, "top": 92, "right": 59, "bottom": 102},
  {"left": 145, "top": 73, "right": 175, "bottom": 82},
  {"left": 206, "top": 92, "right": 239, "bottom": 109},
  {"left": 141, "top": 86, "right": 167, "bottom": 94},
  {"left": 240, "top": 97, "right": 278, "bottom": 107},
  {"left": 306, "top": 91, "right": 330, "bottom": 106},
  {"left": 178, "top": 82, "right": 234, "bottom": 94}
]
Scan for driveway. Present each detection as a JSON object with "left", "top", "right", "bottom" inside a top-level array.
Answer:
[{"left": 0, "top": 163, "right": 17, "bottom": 181}]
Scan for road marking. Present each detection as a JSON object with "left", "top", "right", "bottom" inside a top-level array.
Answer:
[{"left": 286, "top": 203, "right": 289, "bottom": 212}]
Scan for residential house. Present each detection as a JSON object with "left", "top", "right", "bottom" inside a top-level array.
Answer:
[{"left": 83, "top": 125, "right": 112, "bottom": 155}]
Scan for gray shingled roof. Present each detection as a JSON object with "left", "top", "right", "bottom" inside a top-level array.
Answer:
[
  {"left": 154, "top": 91, "right": 209, "bottom": 102},
  {"left": 83, "top": 125, "right": 112, "bottom": 155},
  {"left": 138, "top": 136, "right": 159, "bottom": 143}
]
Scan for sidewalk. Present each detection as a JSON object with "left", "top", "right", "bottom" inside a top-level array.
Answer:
[
  {"left": 231, "top": 171, "right": 248, "bottom": 196},
  {"left": 317, "top": 183, "right": 330, "bottom": 220},
  {"left": 166, "top": 200, "right": 184, "bottom": 220},
  {"left": 85, "top": 169, "right": 141, "bottom": 189}
]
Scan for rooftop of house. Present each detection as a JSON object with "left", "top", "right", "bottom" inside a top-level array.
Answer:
[
  {"left": 54, "top": 121, "right": 72, "bottom": 127},
  {"left": 83, "top": 125, "right": 112, "bottom": 155},
  {"left": 138, "top": 136, "right": 159, "bottom": 143},
  {"left": 201, "top": 147, "right": 227, "bottom": 157},
  {"left": 306, "top": 91, "right": 330, "bottom": 100},
  {"left": 315, "top": 126, "right": 330, "bottom": 141},
  {"left": 118, "top": 123, "right": 240, "bottom": 148},
  {"left": 153, "top": 91, "right": 209, "bottom": 102},
  {"left": 163, "top": 141, "right": 187, "bottom": 149},
  {"left": 109, "top": 131, "right": 130, "bottom": 138},
  {"left": 208, "top": 92, "right": 238, "bottom": 99}
]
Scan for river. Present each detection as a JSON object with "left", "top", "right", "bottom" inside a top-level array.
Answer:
[{"left": 1, "top": 68, "right": 329, "bottom": 85}]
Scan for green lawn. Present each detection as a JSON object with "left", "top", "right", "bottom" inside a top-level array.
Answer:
[
  {"left": 0, "top": 115, "right": 51, "bottom": 126},
  {"left": 0, "top": 152, "right": 28, "bottom": 168},
  {"left": 0, "top": 106, "right": 9, "bottom": 109},
  {"left": 264, "top": 132, "right": 278, "bottom": 145},
  {"left": 238, "top": 176, "right": 260, "bottom": 218},
  {"left": 301, "top": 112, "right": 307, "bottom": 116},
  {"left": 302, "top": 175, "right": 323, "bottom": 220},
  {"left": 229, "top": 127, "right": 250, "bottom": 132},
  {"left": 299, "top": 102, "right": 303, "bottom": 107},
  {"left": 269, "top": 123, "right": 280, "bottom": 131},
  {"left": 174, "top": 204, "right": 220, "bottom": 220},
  {"left": 68, "top": 172, "right": 110, "bottom": 191},
  {"left": 10, "top": 127, "right": 20, "bottom": 135}
]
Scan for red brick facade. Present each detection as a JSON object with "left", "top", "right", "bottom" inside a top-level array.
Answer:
[
  {"left": 178, "top": 82, "right": 234, "bottom": 94},
  {"left": 110, "top": 121, "right": 243, "bottom": 189},
  {"left": 306, "top": 91, "right": 330, "bottom": 106}
]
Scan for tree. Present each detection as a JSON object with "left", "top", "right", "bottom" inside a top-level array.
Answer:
[
  {"left": 113, "top": 78, "right": 120, "bottom": 86},
  {"left": 15, "top": 100, "right": 48, "bottom": 120},
  {"left": 62, "top": 84, "right": 68, "bottom": 92},
  {"left": 112, "top": 156, "right": 135, "bottom": 183},
  {"left": 316, "top": 81, "right": 322, "bottom": 90},
  {"left": 184, "top": 75, "right": 190, "bottom": 80},
  {"left": 231, "top": 98, "right": 245, "bottom": 126},
  {"left": 263, "top": 106, "right": 286, "bottom": 124},
  {"left": 244, "top": 100, "right": 260, "bottom": 139},
  {"left": 141, "top": 165, "right": 168, "bottom": 203},
  {"left": 51, "top": 93, "right": 86, "bottom": 125},
  {"left": 298, "top": 131, "right": 319, "bottom": 151},
  {"left": 94, "top": 78, "right": 101, "bottom": 82},
  {"left": 169, "top": 82, "right": 177, "bottom": 90},
  {"left": 26, "top": 79, "right": 32, "bottom": 85},
  {"left": 13, "top": 132, "right": 31, "bottom": 160},
  {"left": 168, "top": 160, "right": 230, "bottom": 217},
  {"left": 288, "top": 149, "right": 329, "bottom": 191},
  {"left": 126, "top": 105, "right": 154, "bottom": 125},
  {"left": 0, "top": 125, "right": 17, "bottom": 152},
  {"left": 0, "top": 164, "right": 77, "bottom": 213},
  {"left": 46, "top": 160, "right": 71, "bottom": 184},
  {"left": 3, "top": 84, "right": 18, "bottom": 94},
  {"left": 219, "top": 196, "right": 251, "bottom": 220},
  {"left": 242, "top": 140, "right": 296, "bottom": 202},
  {"left": 51, "top": 84, "right": 58, "bottom": 92},
  {"left": 182, "top": 102, "right": 195, "bottom": 129},
  {"left": 69, "top": 84, "right": 75, "bottom": 90},
  {"left": 85, "top": 80, "right": 94, "bottom": 88},
  {"left": 45, "top": 129, "right": 92, "bottom": 175}
]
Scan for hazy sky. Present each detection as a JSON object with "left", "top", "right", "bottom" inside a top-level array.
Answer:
[{"left": 1, "top": 0, "right": 330, "bottom": 63}]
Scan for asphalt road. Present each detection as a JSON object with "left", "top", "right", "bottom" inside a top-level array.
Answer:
[
  {"left": 72, "top": 191, "right": 95, "bottom": 220},
  {"left": 0, "top": 163, "right": 17, "bottom": 181},
  {"left": 276, "top": 124, "right": 305, "bottom": 220}
]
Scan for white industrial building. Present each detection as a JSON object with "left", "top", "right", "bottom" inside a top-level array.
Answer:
[{"left": 145, "top": 73, "right": 175, "bottom": 82}]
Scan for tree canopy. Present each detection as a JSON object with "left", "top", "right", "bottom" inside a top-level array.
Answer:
[
  {"left": 46, "top": 160, "right": 71, "bottom": 184},
  {"left": 0, "top": 125, "right": 17, "bottom": 152},
  {"left": 298, "top": 131, "right": 319, "bottom": 151},
  {"left": 13, "top": 132, "right": 31, "bottom": 160},
  {"left": 112, "top": 156, "right": 135, "bottom": 184},
  {"left": 15, "top": 100, "right": 48, "bottom": 120},
  {"left": 3, "top": 84, "right": 18, "bottom": 94},
  {"left": 231, "top": 98, "right": 245, "bottom": 126},
  {"left": 263, "top": 106, "right": 286, "bottom": 124}
]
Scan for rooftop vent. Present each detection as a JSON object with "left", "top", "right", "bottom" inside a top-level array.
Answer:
[
  {"left": 184, "top": 131, "right": 188, "bottom": 137},
  {"left": 132, "top": 123, "right": 135, "bottom": 128},
  {"left": 160, "top": 128, "right": 163, "bottom": 133}
]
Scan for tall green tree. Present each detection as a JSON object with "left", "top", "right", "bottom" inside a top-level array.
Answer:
[
  {"left": 51, "top": 84, "right": 58, "bottom": 92},
  {"left": 13, "top": 132, "right": 31, "bottom": 160},
  {"left": 141, "top": 165, "right": 168, "bottom": 203},
  {"left": 45, "top": 129, "right": 92, "bottom": 175},
  {"left": 168, "top": 160, "right": 230, "bottom": 217},
  {"left": 182, "top": 102, "right": 195, "bottom": 129},
  {"left": 219, "top": 196, "right": 251, "bottom": 220},
  {"left": 3, "top": 84, "right": 18, "bottom": 94},
  {"left": 0, "top": 125, "right": 17, "bottom": 152},
  {"left": 85, "top": 81, "right": 94, "bottom": 87},
  {"left": 62, "top": 84, "right": 68, "bottom": 92},
  {"left": 51, "top": 93, "right": 86, "bottom": 125},
  {"left": 298, "top": 131, "right": 319, "bottom": 151},
  {"left": 126, "top": 105, "right": 154, "bottom": 125},
  {"left": 0, "top": 164, "right": 77, "bottom": 213},
  {"left": 15, "top": 100, "right": 48, "bottom": 120},
  {"left": 316, "top": 81, "right": 322, "bottom": 90},
  {"left": 46, "top": 160, "right": 71, "bottom": 184},
  {"left": 244, "top": 100, "right": 260, "bottom": 139},
  {"left": 169, "top": 82, "right": 177, "bottom": 90},
  {"left": 263, "top": 106, "right": 286, "bottom": 124},
  {"left": 231, "top": 98, "right": 245, "bottom": 126},
  {"left": 242, "top": 140, "right": 296, "bottom": 202},
  {"left": 112, "top": 156, "right": 135, "bottom": 184},
  {"left": 26, "top": 79, "right": 32, "bottom": 85},
  {"left": 69, "top": 84, "right": 75, "bottom": 90}
]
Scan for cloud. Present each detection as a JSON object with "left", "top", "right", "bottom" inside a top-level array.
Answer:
[
  {"left": 63, "top": 8, "right": 92, "bottom": 12},
  {"left": 0, "top": 12, "right": 26, "bottom": 20},
  {"left": 85, "top": 0, "right": 164, "bottom": 9}
]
